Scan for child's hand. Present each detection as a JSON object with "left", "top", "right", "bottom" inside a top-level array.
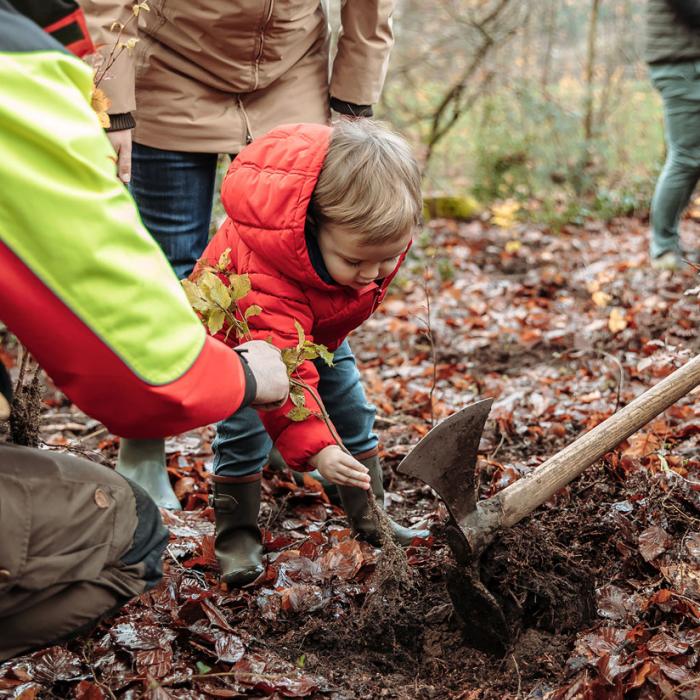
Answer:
[{"left": 308, "top": 446, "right": 371, "bottom": 489}]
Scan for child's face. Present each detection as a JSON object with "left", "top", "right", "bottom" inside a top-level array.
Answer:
[{"left": 317, "top": 223, "right": 411, "bottom": 289}]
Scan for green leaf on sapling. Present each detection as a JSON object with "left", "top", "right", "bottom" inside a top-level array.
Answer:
[
  {"left": 301, "top": 346, "right": 319, "bottom": 361},
  {"left": 290, "top": 385, "right": 306, "bottom": 408},
  {"left": 281, "top": 348, "right": 301, "bottom": 375},
  {"left": 294, "top": 320, "right": 306, "bottom": 349},
  {"left": 316, "top": 345, "right": 334, "bottom": 366},
  {"left": 216, "top": 248, "right": 231, "bottom": 272},
  {"left": 287, "top": 406, "right": 312, "bottom": 422},
  {"left": 244, "top": 304, "right": 262, "bottom": 319},
  {"left": 236, "top": 320, "right": 250, "bottom": 339},
  {"left": 229, "top": 274, "right": 252, "bottom": 301},
  {"left": 207, "top": 308, "right": 225, "bottom": 336},
  {"left": 181, "top": 279, "right": 210, "bottom": 314},
  {"left": 207, "top": 275, "right": 232, "bottom": 309}
]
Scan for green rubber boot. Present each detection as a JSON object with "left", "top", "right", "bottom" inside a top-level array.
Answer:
[
  {"left": 211, "top": 474, "right": 264, "bottom": 586},
  {"left": 116, "top": 438, "right": 180, "bottom": 510},
  {"left": 337, "top": 454, "right": 430, "bottom": 546}
]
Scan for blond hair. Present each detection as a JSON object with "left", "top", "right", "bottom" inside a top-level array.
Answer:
[{"left": 310, "top": 120, "right": 422, "bottom": 245}]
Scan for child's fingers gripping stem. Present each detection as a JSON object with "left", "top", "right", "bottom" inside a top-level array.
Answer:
[{"left": 309, "top": 445, "right": 371, "bottom": 489}]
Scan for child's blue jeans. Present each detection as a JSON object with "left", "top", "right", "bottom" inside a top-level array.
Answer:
[{"left": 213, "top": 340, "right": 378, "bottom": 477}]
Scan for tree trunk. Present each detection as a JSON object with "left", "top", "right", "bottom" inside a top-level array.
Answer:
[
  {"left": 582, "top": 0, "right": 601, "bottom": 144},
  {"left": 540, "top": 0, "right": 559, "bottom": 95}
]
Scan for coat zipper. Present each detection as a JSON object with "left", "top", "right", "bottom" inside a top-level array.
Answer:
[
  {"left": 253, "top": 0, "right": 274, "bottom": 91},
  {"left": 237, "top": 95, "right": 254, "bottom": 144}
]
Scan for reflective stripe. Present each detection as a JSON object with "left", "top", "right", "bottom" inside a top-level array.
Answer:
[{"left": 0, "top": 50, "right": 205, "bottom": 385}]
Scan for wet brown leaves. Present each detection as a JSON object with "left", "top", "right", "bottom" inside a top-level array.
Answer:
[{"left": 2, "top": 215, "right": 700, "bottom": 698}]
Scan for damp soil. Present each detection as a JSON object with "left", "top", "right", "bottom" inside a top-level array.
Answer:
[{"left": 230, "top": 462, "right": 678, "bottom": 699}]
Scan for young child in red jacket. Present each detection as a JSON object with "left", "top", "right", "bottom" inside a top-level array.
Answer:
[{"left": 199, "top": 120, "right": 428, "bottom": 586}]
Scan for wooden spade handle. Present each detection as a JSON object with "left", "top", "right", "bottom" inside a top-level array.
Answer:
[{"left": 494, "top": 353, "right": 700, "bottom": 529}]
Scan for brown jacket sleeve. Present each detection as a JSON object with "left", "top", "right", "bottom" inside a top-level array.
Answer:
[
  {"left": 81, "top": 0, "right": 138, "bottom": 114},
  {"left": 330, "top": 0, "right": 395, "bottom": 107}
]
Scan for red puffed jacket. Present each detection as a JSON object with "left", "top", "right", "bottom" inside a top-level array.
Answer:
[{"left": 200, "top": 123, "right": 407, "bottom": 470}]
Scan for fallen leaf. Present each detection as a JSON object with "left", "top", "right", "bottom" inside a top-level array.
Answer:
[
  {"left": 111, "top": 623, "right": 176, "bottom": 651},
  {"left": 215, "top": 633, "right": 246, "bottom": 664},
  {"left": 647, "top": 632, "right": 690, "bottom": 655},
  {"left": 74, "top": 680, "right": 107, "bottom": 699},
  {"left": 608, "top": 308, "right": 628, "bottom": 334},
  {"left": 597, "top": 585, "right": 634, "bottom": 621},
  {"left": 32, "top": 647, "right": 83, "bottom": 684},
  {"left": 638, "top": 525, "right": 672, "bottom": 562},
  {"left": 592, "top": 291, "right": 612, "bottom": 307}
]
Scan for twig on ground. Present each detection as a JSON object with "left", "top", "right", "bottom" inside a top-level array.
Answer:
[
  {"left": 77, "top": 425, "right": 109, "bottom": 443},
  {"left": 489, "top": 432, "right": 506, "bottom": 460},
  {"left": 511, "top": 654, "right": 522, "bottom": 698}
]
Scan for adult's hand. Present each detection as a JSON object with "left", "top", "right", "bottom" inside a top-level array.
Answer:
[
  {"left": 107, "top": 129, "right": 133, "bottom": 184},
  {"left": 237, "top": 340, "right": 289, "bottom": 408}
]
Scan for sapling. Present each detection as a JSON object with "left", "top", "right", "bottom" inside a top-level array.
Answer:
[{"left": 87, "top": 2, "right": 151, "bottom": 128}]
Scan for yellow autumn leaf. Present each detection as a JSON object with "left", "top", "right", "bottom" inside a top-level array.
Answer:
[
  {"left": 608, "top": 307, "right": 628, "bottom": 334},
  {"left": 504, "top": 240, "right": 521, "bottom": 254},
  {"left": 91, "top": 86, "right": 111, "bottom": 129},
  {"left": 592, "top": 291, "right": 612, "bottom": 308},
  {"left": 91, "top": 87, "right": 110, "bottom": 114},
  {"left": 491, "top": 200, "right": 520, "bottom": 229}
]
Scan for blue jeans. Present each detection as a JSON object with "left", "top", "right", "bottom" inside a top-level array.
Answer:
[
  {"left": 650, "top": 61, "right": 700, "bottom": 258},
  {"left": 130, "top": 144, "right": 219, "bottom": 279},
  {"left": 213, "top": 340, "right": 377, "bottom": 477}
]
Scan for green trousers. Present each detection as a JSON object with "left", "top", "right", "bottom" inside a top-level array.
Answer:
[
  {"left": 650, "top": 60, "right": 700, "bottom": 258},
  {"left": 0, "top": 445, "right": 168, "bottom": 660}
]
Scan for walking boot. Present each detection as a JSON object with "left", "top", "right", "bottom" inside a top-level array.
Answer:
[
  {"left": 117, "top": 438, "right": 181, "bottom": 510},
  {"left": 211, "top": 474, "right": 264, "bottom": 586},
  {"left": 337, "top": 454, "right": 430, "bottom": 546}
]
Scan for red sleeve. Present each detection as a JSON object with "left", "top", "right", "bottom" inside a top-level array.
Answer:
[{"left": 0, "top": 241, "right": 249, "bottom": 439}]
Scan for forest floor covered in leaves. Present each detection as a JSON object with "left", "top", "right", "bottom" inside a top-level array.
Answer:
[{"left": 1, "top": 216, "right": 699, "bottom": 699}]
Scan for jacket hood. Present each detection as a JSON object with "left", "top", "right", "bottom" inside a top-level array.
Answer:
[{"left": 221, "top": 123, "right": 334, "bottom": 289}]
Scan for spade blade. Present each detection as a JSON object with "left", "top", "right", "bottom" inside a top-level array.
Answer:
[{"left": 397, "top": 398, "right": 493, "bottom": 525}]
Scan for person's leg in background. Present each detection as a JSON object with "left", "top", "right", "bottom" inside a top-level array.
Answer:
[
  {"left": 130, "top": 143, "right": 220, "bottom": 280},
  {"left": 650, "top": 62, "right": 700, "bottom": 269},
  {"left": 211, "top": 407, "right": 273, "bottom": 586},
  {"left": 120, "top": 144, "right": 220, "bottom": 507},
  {"left": 0, "top": 444, "right": 168, "bottom": 661},
  {"left": 318, "top": 340, "right": 429, "bottom": 545}
]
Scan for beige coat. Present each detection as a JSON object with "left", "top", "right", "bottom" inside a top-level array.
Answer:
[{"left": 82, "top": 0, "right": 395, "bottom": 153}]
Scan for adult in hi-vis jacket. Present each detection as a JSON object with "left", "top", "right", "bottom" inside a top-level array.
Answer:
[{"left": 0, "top": 0, "right": 288, "bottom": 659}]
